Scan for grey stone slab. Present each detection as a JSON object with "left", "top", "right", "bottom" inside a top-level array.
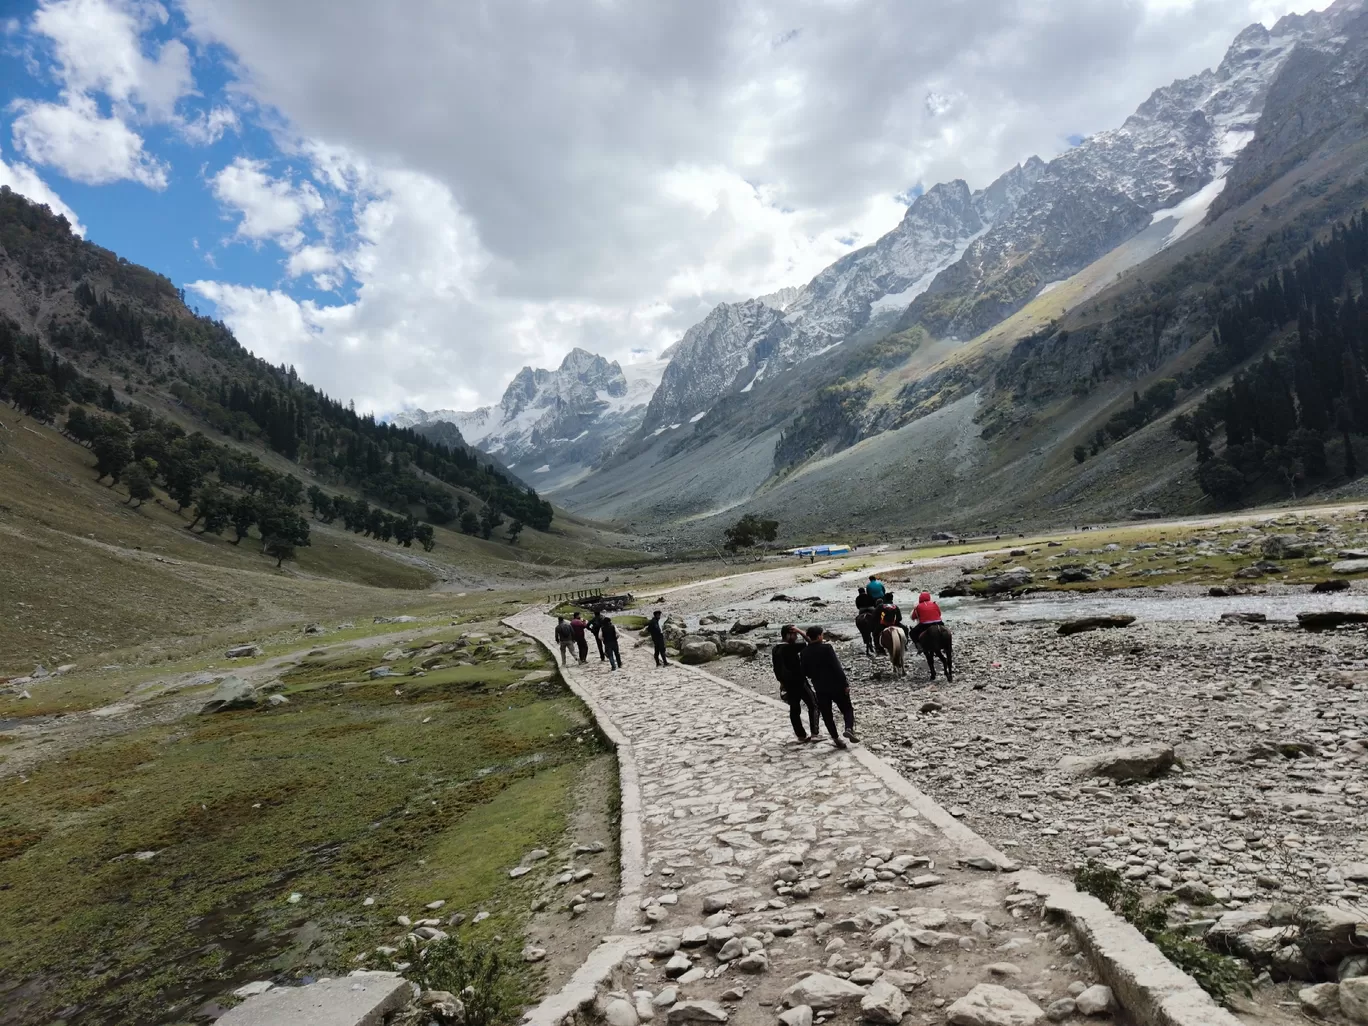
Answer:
[{"left": 215, "top": 975, "right": 412, "bottom": 1026}]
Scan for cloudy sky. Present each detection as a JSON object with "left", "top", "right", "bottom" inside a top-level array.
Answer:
[{"left": 0, "top": 0, "right": 1331, "bottom": 413}]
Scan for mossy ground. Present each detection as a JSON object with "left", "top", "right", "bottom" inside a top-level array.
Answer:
[{"left": 0, "top": 621, "right": 606, "bottom": 1026}]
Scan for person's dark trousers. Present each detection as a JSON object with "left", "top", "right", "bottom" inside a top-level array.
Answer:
[
  {"left": 785, "top": 682, "right": 819, "bottom": 739},
  {"left": 652, "top": 637, "right": 669, "bottom": 666},
  {"left": 606, "top": 638, "right": 622, "bottom": 669},
  {"left": 576, "top": 638, "right": 588, "bottom": 662},
  {"left": 816, "top": 687, "right": 855, "bottom": 740},
  {"left": 592, "top": 631, "right": 606, "bottom": 660}
]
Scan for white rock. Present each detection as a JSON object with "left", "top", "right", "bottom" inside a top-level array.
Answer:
[
  {"left": 779, "top": 1005, "right": 813, "bottom": 1026},
  {"left": 860, "top": 980, "right": 909, "bottom": 1024},
  {"left": 606, "top": 998, "right": 641, "bottom": 1026},
  {"left": 232, "top": 981, "right": 274, "bottom": 999},
  {"left": 946, "top": 984, "right": 1044, "bottom": 1026},
  {"left": 1074, "top": 985, "right": 1113, "bottom": 1016},
  {"left": 781, "top": 974, "right": 868, "bottom": 1010},
  {"left": 654, "top": 987, "right": 679, "bottom": 1008}
]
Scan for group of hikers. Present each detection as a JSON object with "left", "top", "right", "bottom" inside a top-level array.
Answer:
[
  {"left": 551, "top": 570, "right": 947, "bottom": 749},
  {"left": 855, "top": 573, "right": 943, "bottom": 654},
  {"left": 553, "top": 608, "right": 671, "bottom": 671},
  {"left": 554, "top": 611, "right": 625, "bottom": 670}
]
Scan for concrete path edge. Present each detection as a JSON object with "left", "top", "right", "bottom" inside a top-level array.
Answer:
[{"left": 507, "top": 615, "right": 1242, "bottom": 1026}]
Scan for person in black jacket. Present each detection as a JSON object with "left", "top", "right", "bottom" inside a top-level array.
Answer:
[
  {"left": 588, "top": 611, "right": 607, "bottom": 661},
  {"left": 647, "top": 610, "right": 670, "bottom": 666},
  {"left": 772, "top": 625, "right": 819, "bottom": 741},
  {"left": 855, "top": 586, "right": 875, "bottom": 612},
  {"left": 600, "top": 615, "right": 623, "bottom": 670},
  {"left": 799, "top": 626, "right": 858, "bottom": 748}
]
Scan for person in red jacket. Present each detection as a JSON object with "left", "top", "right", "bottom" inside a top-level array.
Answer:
[{"left": 909, "top": 591, "right": 942, "bottom": 649}]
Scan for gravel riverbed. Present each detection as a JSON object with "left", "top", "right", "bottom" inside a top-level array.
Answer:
[{"left": 667, "top": 569, "right": 1368, "bottom": 926}]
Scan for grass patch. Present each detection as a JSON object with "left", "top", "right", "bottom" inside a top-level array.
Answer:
[
  {"left": 0, "top": 624, "right": 605, "bottom": 1026},
  {"left": 965, "top": 514, "right": 1368, "bottom": 592},
  {"left": 1074, "top": 861, "right": 1252, "bottom": 1006}
]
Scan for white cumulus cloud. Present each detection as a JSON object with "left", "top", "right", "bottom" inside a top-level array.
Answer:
[
  {"left": 209, "top": 156, "right": 324, "bottom": 247},
  {"left": 31, "top": 0, "right": 193, "bottom": 118},
  {"left": 11, "top": 92, "right": 168, "bottom": 187}
]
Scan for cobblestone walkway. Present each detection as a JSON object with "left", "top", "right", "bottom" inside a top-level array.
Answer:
[{"left": 506, "top": 612, "right": 1131, "bottom": 1026}]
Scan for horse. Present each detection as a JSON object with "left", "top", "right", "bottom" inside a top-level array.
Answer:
[
  {"left": 919, "top": 623, "right": 953, "bottom": 681},
  {"left": 880, "top": 626, "right": 906, "bottom": 678},
  {"left": 855, "top": 610, "right": 879, "bottom": 656}
]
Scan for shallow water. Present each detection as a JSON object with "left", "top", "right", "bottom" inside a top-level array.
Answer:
[
  {"left": 701, "top": 561, "right": 1368, "bottom": 626},
  {"left": 942, "top": 590, "right": 1368, "bottom": 624}
]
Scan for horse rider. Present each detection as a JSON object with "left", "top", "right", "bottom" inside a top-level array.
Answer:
[
  {"left": 855, "top": 586, "right": 875, "bottom": 612},
  {"left": 874, "top": 597, "right": 904, "bottom": 652},
  {"left": 909, "top": 591, "right": 943, "bottom": 650},
  {"left": 865, "top": 574, "right": 887, "bottom": 603}
]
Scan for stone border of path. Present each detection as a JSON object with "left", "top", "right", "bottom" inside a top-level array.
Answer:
[{"left": 506, "top": 614, "right": 1241, "bottom": 1026}]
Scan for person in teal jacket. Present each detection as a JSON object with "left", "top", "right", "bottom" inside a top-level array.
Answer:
[{"left": 865, "top": 574, "right": 887, "bottom": 602}]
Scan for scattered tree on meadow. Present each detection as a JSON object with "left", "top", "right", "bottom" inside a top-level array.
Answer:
[
  {"left": 123, "top": 460, "right": 154, "bottom": 507},
  {"left": 724, "top": 513, "right": 779, "bottom": 552},
  {"left": 507, "top": 518, "right": 524, "bottom": 544}
]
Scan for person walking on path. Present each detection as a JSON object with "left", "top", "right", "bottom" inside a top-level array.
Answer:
[
  {"left": 569, "top": 614, "right": 589, "bottom": 663},
  {"left": 588, "top": 610, "right": 607, "bottom": 661},
  {"left": 647, "top": 610, "right": 670, "bottom": 667},
  {"left": 865, "top": 574, "right": 887, "bottom": 603},
  {"left": 554, "top": 616, "right": 574, "bottom": 666},
  {"left": 601, "top": 615, "right": 623, "bottom": 670},
  {"left": 800, "top": 625, "right": 859, "bottom": 749},
  {"left": 772, "top": 624, "right": 819, "bottom": 742}
]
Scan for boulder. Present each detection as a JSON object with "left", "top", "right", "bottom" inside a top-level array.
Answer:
[
  {"left": 1297, "top": 611, "right": 1368, "bottom": 631},
  {"left": 1341, "top": 549, "right": 1368, "bottom": 559},
  {"left": 605, "top": 998, "right": 640, "bottom": 1026},
  {"left": 1262, "top": 535, "right": 1307, "bottom": 559},
  {"left": 1056, "top": 743, "right": 1174, "bottom": 781},
  {"left": 1057, "top": 615, "right": 1135, "bottom": 636},
  {"left": 1331, "top": 559, "right": 1368, "bottom": 575},
  {"left": 945, "top": 985, "right": 1044, "bottom": 1026},
  {"left": 779, "top": 1007, "right": 813, "bottom": 1026},
  {"left": 781, "top": 974, "right": 868, "bottom": 1010},
  {"left": 1057, "top": 567, "right": 1092, "bottom": 583},
  {"left": 666, "top": 1001, "right": 729, "bottom": 1024},
  {"left": 722, "top": 638, "right": 758, "bottom": 659},
  {"left": 939, "top": 582, "right": 973, "bottom": 598},
  {"left": 1297, "top": 905, "right": 1368, "bottom": 969},
  {"left": 1074, "top": 985, "right": 1113, "bottom": 1016},
  {"left": 225, "top": 644, "right": 263, "bottom": 659},
  {"left": 679, "top": 638, "right": 720, "bottom": 665},
  {"left": 199, "top": 676, "right": 258, "bottom": 714},
  {"left": 1298, "top": 983, "right": 1340, "bottom": 1018},
  {"left": 981, "top": 567, "right": 1032, "bottom": 595},
  {"left": 860, "top": 981, "right": 908, "bottom": 1024},
  {"left": 1312, "top": 579, "right": 1351, "bottom": 593},
  {"left": 729, "top": 617, "right": 768, "bottom": 635},
  {"left": 1342, "top": 978, "right": 1368, "bottom": 1023},
  {"left": 1219, "top": 612, "right": 1266, "bottom": 623}
]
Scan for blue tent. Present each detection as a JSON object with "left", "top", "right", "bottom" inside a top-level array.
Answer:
[{"left": 789, "top": 543, "right": 851, "bottom": 557}]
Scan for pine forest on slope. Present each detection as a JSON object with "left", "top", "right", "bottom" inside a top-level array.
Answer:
[{"left": 0, "top": 189, "right": 555, "bottom": 572}]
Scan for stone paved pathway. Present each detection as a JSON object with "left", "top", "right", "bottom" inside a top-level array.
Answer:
[{"left": 506, "top": 611, "right": 1128, "bottom": 1026}]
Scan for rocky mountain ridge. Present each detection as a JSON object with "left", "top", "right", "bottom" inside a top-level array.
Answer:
[{"left": 394, "top": 347, "right": 667, "bottom": 491}]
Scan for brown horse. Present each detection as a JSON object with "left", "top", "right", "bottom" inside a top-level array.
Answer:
[
  {"left": 919, "top": 623, "right": 953, "bottom": 681},
  {"left": 880, "top": 626, "right": 906, "bottom": 678},
  {"left": 855, "top": 610, "right": 879, "bottom": 656}
]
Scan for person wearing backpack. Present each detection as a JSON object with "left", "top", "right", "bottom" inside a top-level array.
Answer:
[{"left": 600, "top": 615, "right": 623, "bottom": 670}]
